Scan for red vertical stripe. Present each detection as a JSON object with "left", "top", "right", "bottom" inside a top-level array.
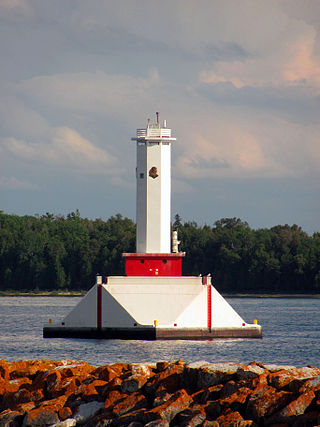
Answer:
[
  {"left": 207, "top": 284, "right": 212, "bottom": 329},
  {"left": 97, "top": 284, "right": 102, "bottom": 329}
]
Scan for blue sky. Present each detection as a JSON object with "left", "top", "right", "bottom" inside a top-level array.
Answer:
[{"left": 1, "top": 0, "right": 319, "bottom": 233}]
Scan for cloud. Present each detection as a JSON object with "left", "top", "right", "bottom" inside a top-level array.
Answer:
[
  {"left": 199, "top": 24, "right": 320, "bottom": 92},
  {"left": 175, "top": 129, "right": 286, "bottom": 180},
  {"left": 1, "top": 127, "right": 118, "bottom": 175},
  {"left": 16, "top": 70, "right": 160, "bottom": 118},
  {"left": 0, "top": 176, "right": 40, "bottom": 190},
  {"left": 0, "top": 0, "right": 33, "bottom": 19},
  {"left": 0, "top": 0, "right": 28, "bottom": 10}
]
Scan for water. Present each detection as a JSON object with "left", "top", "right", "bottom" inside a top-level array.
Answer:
[{"left": 0, "top": 297, "right": 319, "bottom": 367}]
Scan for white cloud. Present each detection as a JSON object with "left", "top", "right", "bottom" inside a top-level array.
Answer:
[
  {"left": 1, "top": 127, "right": 118, "bottom": 175},
  {"left": 199, "top": 9, "right": 320, "bottom": 92},
  {"left": 175, "top": 127, "right": 287, "bottom": 180}
]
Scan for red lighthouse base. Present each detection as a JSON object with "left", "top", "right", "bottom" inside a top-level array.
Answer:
[{"left": 122, "top": 253, "right": 185, "bottom": 276}]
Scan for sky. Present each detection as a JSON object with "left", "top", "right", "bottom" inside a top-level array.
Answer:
[{"left": 0, "top": 0, "right": 319, "bottom": 234}]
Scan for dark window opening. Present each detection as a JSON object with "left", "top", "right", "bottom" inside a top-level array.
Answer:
[
  {"left": 163, "top": 259, "right": 167, "bottom": 264},
  {"left": 140, "top": 259, "right": 144, "bottom": 264}
]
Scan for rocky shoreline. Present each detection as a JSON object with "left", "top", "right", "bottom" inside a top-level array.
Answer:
[{"left": 0, "top": 359, "right": 319, "bottom": 426}]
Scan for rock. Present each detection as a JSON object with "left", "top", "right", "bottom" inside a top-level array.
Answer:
[
  {"left": 11, "top": 387, "right": 44, "bottom": 406},
  {"left": 171, "top": 406, "right": 206, "bottom": 426},
  {"left": 291, "top": 411, "right": 320, "bottom": 427},
  {"left": 112, "top": 391, "right": 148, "bottom": 417},
  {"left": 152, "top": 387, "right": 173, "bottom": 407},
  {"left": 108, "top": 363, "right": 128, "bottom": 377},
  {"left": 52, "top": 419, "right": 77, "bottom": 427},
  {"left": 91, "top": 365, "right": 119, "bottom": 382},
  {"left": 263, "top": 364, "right": 296, "bottom": 372},
  {"left": 220, "top": 386, "right": 252, "bottom": 411},
  {"left": 236, "top": 364, "right": 266, "bottom": 380},
  {"left": 220, "top": 380, "right": 243, "bottom": 398},
  {"left": 251, "top": 373, "right": 268, "bottom": 389},
  {"left": 58, "top": 406, "right": 73, "bottom": 421},
  {"left": 266, "top": 389, "right": 315, "bottom": 425},
  {"left": 145, "top": 363, "right": 185, "bottom": 395},
  {"left": 202, "top": 421, "right": 219, "bottom": 427},
  {"left": 204, "top": 400, "right": 221, "bottom": 419},
  {"left": 145, "top": 420, "right": 169, "bottom": 427},
  {"left": 298, "top": 374, "right": 320, "bottom": 393},
  {"left": 74, "top": 400, "right": 105, "bottom": 422},
  {"left": 52, "top": 361, "right": 95, "bottom": 381},
  {"left": 185, "top": 362, "right": 247, "bottom": 391},
  {"left": 246, "top": 385, "right": 292, "bottom": 421},
  {"left": 22, "top": 404, "right": 60, "bottom": 426},
  {"left": 80, "top": 379, "right": 108, "bottom": 401},
  {"left": 128, "top": 363, "right": 154, "bottom": 377},
  {"left": 0, "top": 360, "right": 9, "bottom": 380},
  {"left": 143, "top": 389, "right": 193, "bottom": 424},
  {"left": 9, "top": 360, "right": 60, "bottom": 380},
  {"left": 0, "top": 408, "right": 24, "bottom": 426},
  {"left": 156, "top": 362, "right": 169, "bottom": 372},
  {"left": 269, "top": 366, "right": 320, "bottom": 389},
  {"left": 121, "top": 373, "right": 149, "bottom": 393},
  {"left": 104, "top": 389, "right": 126, "bottom": 411},
  {"left": 16, "top": 401, "right": 37, "bottom": 413},
  {"left": 98, "top": 377, "right": 123, "bottom": 399},
  {"left": 0, "top": 377, "right": 32, "bottom": 396},
  {"left": 215, "top": 410, "right": 245, "bottom": 426},
  {"left": 47, "top": 376, "right": 79, "bottom": 399}
]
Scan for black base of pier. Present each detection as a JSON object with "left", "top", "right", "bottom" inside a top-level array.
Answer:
[{"left": 43, "top": 326, "right": 262, "bottom": 340}]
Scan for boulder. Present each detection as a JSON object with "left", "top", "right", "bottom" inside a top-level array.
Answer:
[
  {"left": 268, "top": 366, "right": 320, "bottom": 389},
  {"left": 143, "top": 389, "right": 193, "bottom": 424},
  {"left": 145, "top": 362, "right": 185, "bottom": 395},
  {"left": 121, "top": 373, "right": 150, "bottom": 393},
  {"left": 171, "top": 405, "right": 206, "bottom": 426},
  {"left": 246, "top": 385, "right": 292, "bottom": 421},
  {"left": 74, "top": 400, "right": 104, "bottom": 423},
  {"left": 91, "top": 365, "right": 120, "bottom": 382},
  {"left": 266, "top": 389, "right": 316, "bottom": 425},
  {"left": 185, "top": 362, "right": 247, "bottom": 391},
  {"left": 22, "top": 404, "right": 60, "bottom": 426},
  {"left": 104, "top": 389, "right": 126, "bottom": 411},
  {"left": 112, "top": 391, "right": 148, "bottom": 417}
]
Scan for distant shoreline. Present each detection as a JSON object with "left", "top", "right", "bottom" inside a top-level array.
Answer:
[
  {"left": 0, "top": 291, "right": 86, "bottom": 297},
  {"left": 0, "top": 290, "right": 319, "bottom": 298}
]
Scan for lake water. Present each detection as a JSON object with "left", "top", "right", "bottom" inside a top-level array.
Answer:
[{"left": 0, "top": 296, "right": 319, "bottom": 367}]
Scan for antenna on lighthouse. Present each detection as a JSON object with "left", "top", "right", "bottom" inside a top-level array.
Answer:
[{"left": 156, "top": 112, "right": 159, "bottom": 124}]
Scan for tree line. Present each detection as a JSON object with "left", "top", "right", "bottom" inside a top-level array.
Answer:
[{"left": 0, "top": 210, "right": 319, "bottom": 293}]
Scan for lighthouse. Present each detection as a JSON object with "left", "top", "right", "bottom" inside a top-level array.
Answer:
[
  {"left": 43, "top": 114, "right": 262, "bottom": 340},
  {"left": 123, "top": 113, "right": 184, "bottom": 277},
  {"left": 134, "top": 112, "right": 174, "bottom": 253}
]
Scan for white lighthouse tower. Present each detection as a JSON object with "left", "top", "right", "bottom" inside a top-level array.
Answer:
[
  {"left": 133, "top": 112, "right": 174, "bottom": 254},
  {"left": 123, "top": 113, "right": 184, "bottom": 277},
  {"left": 44, "top": 113, "right": 262, "bottom": 340}
]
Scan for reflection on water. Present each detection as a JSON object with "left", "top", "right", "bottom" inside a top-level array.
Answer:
[{"left": 0, "top": 296, "right": 319, "bottom": 367}]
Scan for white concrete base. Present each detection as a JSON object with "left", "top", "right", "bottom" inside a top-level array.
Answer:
[{"left": 43, "top": 276, "right": 262, "bottom": 339}]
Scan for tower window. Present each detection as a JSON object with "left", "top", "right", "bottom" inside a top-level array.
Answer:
[{"left": 139, "top": 173, "right": 144, "bottom": 179}]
